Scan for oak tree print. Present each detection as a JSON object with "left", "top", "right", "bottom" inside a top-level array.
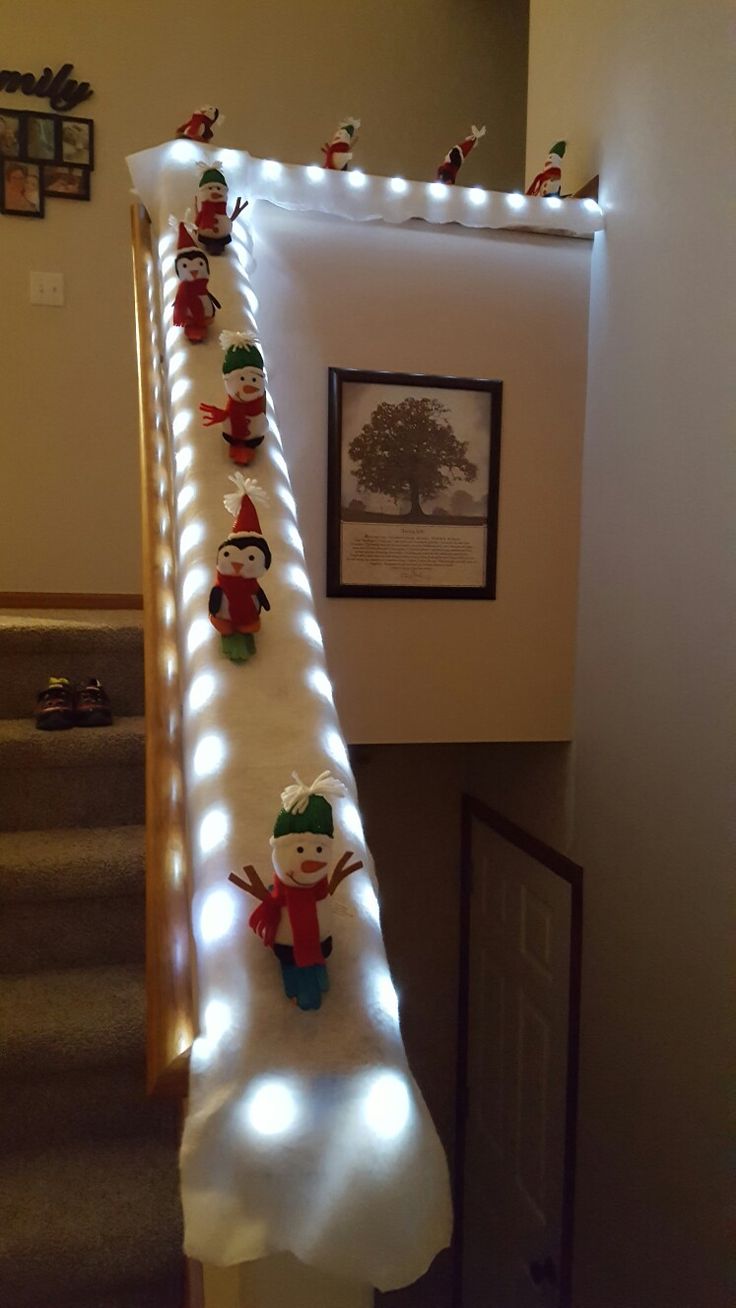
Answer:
[{"left": 347, "top": 396, "right": 477, "bottom": 521}]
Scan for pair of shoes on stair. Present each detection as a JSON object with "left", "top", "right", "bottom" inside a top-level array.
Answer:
[{"left": 34, "top": 677, "right": 113, "bottom": 730}]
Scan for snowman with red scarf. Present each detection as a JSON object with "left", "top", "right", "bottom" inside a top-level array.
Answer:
[
  {"left": 230, "top": 772, "right": 363, "bottom": 1011},
  {"left": 193, "top": 162, "right": 248, "bottom": 256}
]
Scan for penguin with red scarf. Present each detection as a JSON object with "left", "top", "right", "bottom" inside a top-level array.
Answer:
[
  {"left": 170, "top": 220, "right": 221, "bottom": 343},
  {"left": 208, "top": 474, "right": 271, "bottom": 663},
  {"left": 193, "top": 162, "right": 248, "bottom": 256},
  {"left": 436, "top": 123, "right": 486, "bottom": 184},
  {"left": 176, "top": 104, "right": 221, "bottom": 142},
  {"left": 526, "top": 140, "right": 566, "bottom": 197},
  {"left": 230, "top": 772, "right": 364, "bottom": 1011},
  {"left": 321, "top": 116, "right": 361, "bottom": 170},
  {"left": 200, "top": 331, "right": 268, "bottom": 464}
]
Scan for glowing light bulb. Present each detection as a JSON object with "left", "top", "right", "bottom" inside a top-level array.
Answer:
[
  {"left": 193, "top": 733, "right": 226, "bottom": 779},
  {"left": 198, "top": 884, "right": 235, "bottom": 941},
  {"left": 262, "top": 159, "right": 282, "bottom": 179},
  {"left": 277, "top": 484, "right": 297, "bottom": 515},
  {"left": 182, "top": 565, "right": 208, "bottom": 603},
  {"left": 169, "top": 139, "right": 197, "bottom": 164},
  {"left": 307, "top": 667, "right": 334, "bottom": 702},
  {"left": 285, "top": 523, "right": 305, "bottom": 553},
  {"left": 306, "top": 165, "right": 324, "bottom": 182},
  {"left": 171, "top": 377, "right": 191, "bottom": 403},
  {"left": 363, "top": 1071, "right": 410, "bottom": 1140},
  {"left": 188, "top": 670, "right": 216, "bottom": 712},
  {"left": 390, "top": 176, "right": 408, "bottom": 194},
  {"left": 323, "top": 728, "right": 350, "bottom": 772},
  {"left": 180, "top": 522, "right": 203, "bottom": 557},
  {"left": 173, "top": 411, "right": 191, "bottom": 437},
  {"left": 300, "top": 613, "right": 323, "bottom": 646},
  {"left": 429, "top": 181, "right": 448, "bottom": 199},
  {"left": 583, "top": 198, "right": 601, "bottom": 213},
  {"left": 507, "top": 192, "right": 526, "bottom": 209},
  {"left": 341, "top": 799, "right": 364, "bottom": 842},
  {"left": 357, "top": 880, "right": 380, "bottom": 925},
  {"left": 245, "top": 1079, "right": 299, "bottom": 1136},
  {"left": 546, "top": 195, "right": 562, "bottom": 209},
  {"left": 175, "top": 446, "right": 192, "bottom": 474},
  {"left": 169, "top": 350, "right": 187, "bottom": 375},
  {"left": 270, "top": 447, "right": 288, "bottom": 476},
  {"left": 467, "top": 187, "right": 487, "bottom": 206},
  {"left": 187, "top": 616, "right": 210, "bottom": 654},
  {"left": 203, "top": 997, "right": 232, "bottom": 1045},
  {"left": 177, "top": 483, "right": 195, "bottom": 512},
  {"left": 286, "top": 564, "right": 311, "bottom": 595},
  {"left": 375, "top": 970, "right": 400, "bottom": 1024},
  {"left": 348, "top": 169, "right": 367, "bottom": 188}
]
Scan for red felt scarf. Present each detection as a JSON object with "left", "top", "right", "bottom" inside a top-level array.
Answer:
[
  {"left": 173, "top": 278, "right": 210, "bottom": 326},
  {"left": 249, "top": 876, "right": 329, "bottom": 967},
  {"left": 197, "top": 199, "right": 227, "bottom": 228}
]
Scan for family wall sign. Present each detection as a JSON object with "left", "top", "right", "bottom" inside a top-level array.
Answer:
[{"left": 0, "top": 62, "right": 93, "bottom": 112}]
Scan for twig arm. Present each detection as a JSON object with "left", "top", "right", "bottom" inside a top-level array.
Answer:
[
  {"left": 329, "top": 850, "right": 364, "bottom": 896},
  {"left": 229, "top": 865, "right": 270, "bottom": 902}
]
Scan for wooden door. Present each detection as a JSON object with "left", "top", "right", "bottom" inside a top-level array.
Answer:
[{"left": 456, "top": 798, "right": 582, "bottom": 1307}]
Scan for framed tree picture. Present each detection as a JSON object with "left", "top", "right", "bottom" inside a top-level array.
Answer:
[{"left": 327, "top": 368, "right": 502, "bottom": 599}]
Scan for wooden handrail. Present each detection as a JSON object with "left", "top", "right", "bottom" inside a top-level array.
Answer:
[{"left": 131, "top": 203, "right": 197, "bottom": 1097}]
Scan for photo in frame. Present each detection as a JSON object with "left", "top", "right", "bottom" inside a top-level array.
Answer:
[
  {"left": 1, "top": 159, "right": 44, "bottom": 217},
  {"left": 61, "top": 115, "right": 94, "bottom": 167},
  {"left": 43, "top": 163, "right": 90, "bottom": 200},
  {"left": 0, "top": 110, "right": 22, "bottom": 158},
  {"left": 327, "top": 368, "right": 502, "bottom": 599},
  {"left": 25, "top": 112, "right": 59, "bottom": 162}
]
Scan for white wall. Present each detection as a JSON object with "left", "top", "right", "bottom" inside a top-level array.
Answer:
[
  {"left": 0, "top": 0, "right": 529, "bottom": 595},
  {"left": 527, "top": 3, "right": 734, "bottom": 1304}
]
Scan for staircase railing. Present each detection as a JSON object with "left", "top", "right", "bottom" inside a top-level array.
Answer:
[{"left": 131, "top": 203, "right": 196, "bottom": 1098}]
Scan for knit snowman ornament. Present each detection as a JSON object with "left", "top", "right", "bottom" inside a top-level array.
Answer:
[
  {"left": 526, "top": 140, "right": 567, "bottom": 196},
  {"left": 170, "top": 219, "right": 221, "bottom": 343},
  {"left": 208, "top": 474, "right": 272, "bottom": 663},
  {"left": 200, "top": 331, "right": 269, "bottom": 464},
  {"left": 176, "top": 105, "right": 221, "bottom": 142},
  {"left": 321, "top": 116, "right": 361, "bottom": 170},
  {"left": 229, "top": 772, "right": 364, "bottom": 1010},
  {"left": 193, "top": 161, "right": 248, "bottom": 255}
]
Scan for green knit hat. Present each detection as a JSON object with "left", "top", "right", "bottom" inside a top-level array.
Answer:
[
  {"left": 272, "top": 771, "right": 346, "bottom": 841},
  {"left": 549, "top": 140, "right": 566, "bottom": 158},
  {"left": 218, "top": 330, "right": 264, "bottom": 375},
  {"left": 198, "top": 165, "right": 227, "bottom": 187}
]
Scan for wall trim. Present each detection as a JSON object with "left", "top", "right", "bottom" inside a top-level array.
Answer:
[{"left": 0, "top": 592, "right": 143, "bottom": 610}]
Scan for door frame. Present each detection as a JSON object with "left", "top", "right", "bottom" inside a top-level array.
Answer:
[{"left": 453, "top": 794, "right": 583, "bottom": 1308}]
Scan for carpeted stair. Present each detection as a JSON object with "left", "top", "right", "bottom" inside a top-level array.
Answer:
[{"left": 0, "top": 611, "right": 184, "bottom": 1308}]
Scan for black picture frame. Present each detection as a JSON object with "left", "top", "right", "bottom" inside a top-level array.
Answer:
[
  {"left": 25, "top": 111, "right": 59, "bottom": 163},
  {"left": 327, "top": 367, "right": 502, "bottom": 599},
  {"left": 0, "top": 109, "right": 22, "bottom": 159},
  {"left": 1, "top": 158, "right": 44, "bottom": 217},
  {"left": 60, "top": 114, "right": 94, "bottom": 168},
  {"left": 42, "top": 162, "right": 91, "bottom": 200}
]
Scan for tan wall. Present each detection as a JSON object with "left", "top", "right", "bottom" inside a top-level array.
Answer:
[
  {"left": 527, "top": 2, "right": 733, "bottom": 1305},
  {"left": 0, "top": 0, "right": 529, "bottom": 595}
]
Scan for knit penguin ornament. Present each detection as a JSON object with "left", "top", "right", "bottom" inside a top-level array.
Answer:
[
  {"left": 176, "top": 105, "right": 221, "bottom": 142},
  {"left": 208, "top": 474, "right": 272, "bottom": 663},
  {"left": 200, "top": 331, "right": 268, "bottom": 464},
  {"left": 526, "top": 140, "right": 567, "bottom": 197},
  {"left": 193, "top": 161, "right": 248, "bottom": 255},
  {"left": 229, "top": 772, "right": 364, "bottom": 1010},
  {"left": 321, "top": 116, "right": 361, "bottom": 170},
  {"left": 170, "top": 220, "right": 221, "bottom": 343},
  {"left": 436, "top": 123, "right": 486, "bottom": 185}
]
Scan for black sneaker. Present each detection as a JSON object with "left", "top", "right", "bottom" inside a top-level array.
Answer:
[
  {"left": 35, "top": 677, "right": 75, "bottom": 730},
  {"left": 74, "top": 678, "right": 113, "bottom": 727}
]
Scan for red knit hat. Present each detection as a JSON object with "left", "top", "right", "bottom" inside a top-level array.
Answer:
[
  {"left": 224, "top": 474, "right": 268, "bottom": 538},
  {"left": 173, "top": 219, "right": 201, "bottom": 258}
]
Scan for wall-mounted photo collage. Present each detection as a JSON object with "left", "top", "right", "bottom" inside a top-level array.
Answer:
[{"left": 0, "top": 109, "right": 94, "bottom": 217}]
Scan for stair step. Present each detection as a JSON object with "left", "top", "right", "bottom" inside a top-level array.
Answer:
[
  {"left": 0, "top": 825, "right": 145, "bottom": 902},
  {"left": 0, "top": 611, "right": 144, "bottom": 717},
  {"left": 0, "top": 717, "right": 145, "bottom": 831},
  {"left": 0, "top": 895, "right": 144, "bottom": 972},
  {"left": 0, "top": 963, "right": 144, "bottom": 1077},
  {"left": 0, "top": 1137, "right": 183, "bottom": 1308},
  {"left": 0, "top": 1061, "right": 179, "bottom": 1155}
]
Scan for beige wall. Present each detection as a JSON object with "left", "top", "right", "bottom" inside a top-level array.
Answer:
[
  {"left": 0, "top": 0, "right": 528, "bottom": 595},
  {"left": 527, "top": 2, "right": 733, "bottom": 1305}
]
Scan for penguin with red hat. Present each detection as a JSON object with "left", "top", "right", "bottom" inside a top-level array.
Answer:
[
  {"left": 170, "top": 220, "right": 221, "bottom": 343},
  {"left": 176, "top": 104, "right": 221, "bottom": 142},
  {"left": 436, "top": 123, "right": 486, "bottom": 185},
  {"left": 208, "top": 474, "right": 272, "bottom": 663}
]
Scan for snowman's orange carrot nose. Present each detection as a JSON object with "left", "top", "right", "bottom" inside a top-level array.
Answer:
[
  {"left": 240, "top": 384, "right": 259, "bottom": 393},
  {"left": 301, "top": 859, "right": 327, "bottom": 874}
]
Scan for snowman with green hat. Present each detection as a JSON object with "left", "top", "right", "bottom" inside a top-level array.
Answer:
[
  {"left": 526, "top": 140, "right": 567, "bottom": 197},
  {"left": 229, "top": 771, "right": 364, "bottom": 1011},
  {"left": 193, "top": 160, "right": 248, "bottom": 254},
  {"left": 200, "top": 330, "right": 269, "bottom": 465}
]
